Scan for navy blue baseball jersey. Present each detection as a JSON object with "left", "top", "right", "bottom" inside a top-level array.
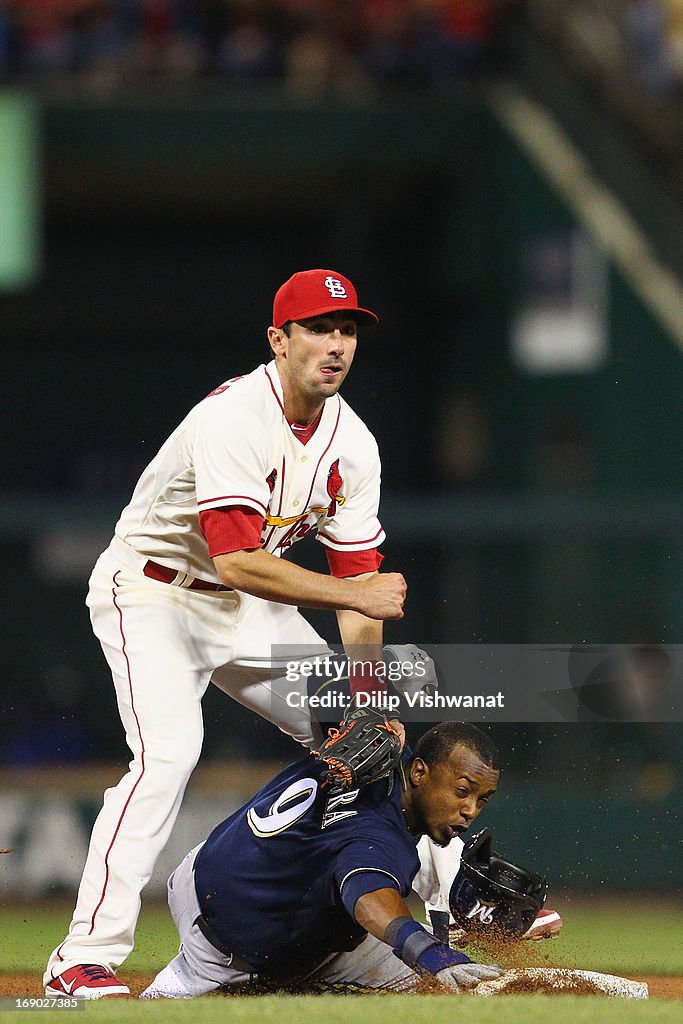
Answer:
[{"left": 193, "top": 752, "right": 419, "bottom": 980}]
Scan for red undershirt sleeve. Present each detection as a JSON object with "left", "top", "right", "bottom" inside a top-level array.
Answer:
[
  {"left": 325, "top": 547, "right": 384, "bottom": 578},
  {"left": 199, "top": 507, "right": 264, "bottom": 557}
]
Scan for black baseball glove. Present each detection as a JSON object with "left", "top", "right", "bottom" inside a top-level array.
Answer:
[{"left": 313, "top": 705, "right": 403, "bottom": 794}]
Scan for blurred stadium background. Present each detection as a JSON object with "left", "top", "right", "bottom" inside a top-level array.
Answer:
[{"left": 1, "top": 1, "right": 682, "bottom": 905}]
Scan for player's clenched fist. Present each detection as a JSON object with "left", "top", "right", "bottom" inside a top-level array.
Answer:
[{"left": 354, "top": 572, "right": 407, "bottom": 619}]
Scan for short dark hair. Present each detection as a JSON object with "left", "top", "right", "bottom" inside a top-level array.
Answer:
[{"left": 413, "top": 722, "right": 501, "bottom": 771}]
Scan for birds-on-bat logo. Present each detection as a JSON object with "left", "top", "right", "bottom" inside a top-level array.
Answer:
[{"left": 264, "top": 459, "right": 345, "bottom": 533}]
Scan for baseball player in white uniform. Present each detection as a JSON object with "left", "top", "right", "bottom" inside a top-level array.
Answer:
[{"left": 44, "top": 269, "right": 407, "bottom": 999}]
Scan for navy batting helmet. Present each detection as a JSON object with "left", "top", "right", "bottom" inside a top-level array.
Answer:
[{"left": 449, "top": 828, "right": 548, "bottom": 939}]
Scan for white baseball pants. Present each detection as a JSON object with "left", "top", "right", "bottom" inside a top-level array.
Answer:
[{"left": 45, "top": 538, "right": 330, "bottom": 985}]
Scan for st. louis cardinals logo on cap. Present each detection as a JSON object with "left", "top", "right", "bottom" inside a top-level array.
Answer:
[
  {"left": 272, "top": 269, "right": 379, "bottom": 327},
  {"left": 324, "top": 276, "right": 348, "bottom": 299}
]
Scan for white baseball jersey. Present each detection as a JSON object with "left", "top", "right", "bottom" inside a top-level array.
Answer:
[
  {"left": 115, "top": 361, "right": 385, "bottom": 581},
  {"left": 413, "top": 835, "right": 464, "bottom": 920}
]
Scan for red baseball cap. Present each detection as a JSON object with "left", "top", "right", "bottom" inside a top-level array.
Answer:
[{"left": 272, "top": 269, "right": 379, "bottom": 328}]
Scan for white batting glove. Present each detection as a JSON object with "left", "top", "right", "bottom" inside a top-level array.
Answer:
[
  {"left": 435, "top": 962, "right": 505, "bottom": 991},
  {"left": 383, "top": 644, "right": 438, "bottom": 699}
]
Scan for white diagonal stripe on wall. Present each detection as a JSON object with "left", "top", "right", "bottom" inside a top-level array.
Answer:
[{"left": 487, "top": 84, "right": 683, "bottom": 352}]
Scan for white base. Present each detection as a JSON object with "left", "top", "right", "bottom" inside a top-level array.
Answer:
[{"left": 474, "top": 967, "right": 648, "bottom": 999}]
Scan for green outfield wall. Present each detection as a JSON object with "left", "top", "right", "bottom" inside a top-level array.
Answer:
[{"left": 0, "top": 757, "right": 679, "bottom": 896}]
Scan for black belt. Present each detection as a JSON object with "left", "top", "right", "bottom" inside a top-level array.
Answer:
[{"left": 194, "top": 913, "right": 257, "bottom": 976}]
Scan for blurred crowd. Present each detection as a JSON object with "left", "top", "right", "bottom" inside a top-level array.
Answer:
[
  {"left": 622, "top": 0, "right": 683, "bottom": 96},
  {"left": 0, "top": 0, "right": 507, "bottom": 93},
  {"left": 528, "top": 0, "right": 683, "bottom": 99},
  {"left": 4, "top": 2, "right": 683, "bottom": 104}
]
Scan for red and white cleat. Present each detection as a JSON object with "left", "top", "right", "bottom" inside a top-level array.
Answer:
[
  {"left": 522, "top": 908, "right": 563, "bottom": 940},
  {"left": 45, "top": 965, "right": 130, "bottom": 999}
]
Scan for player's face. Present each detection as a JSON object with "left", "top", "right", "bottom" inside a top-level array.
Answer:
[
  {"left": 404, "top": 743, "right": 499, "bottom": 847},
  {"left": 269, "top": 312, "right": 358, "bottom": 417}
]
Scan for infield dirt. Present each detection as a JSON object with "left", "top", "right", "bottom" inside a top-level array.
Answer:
[{"left": 2, "top": 972, "right": 682, "bottom": 1000}]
